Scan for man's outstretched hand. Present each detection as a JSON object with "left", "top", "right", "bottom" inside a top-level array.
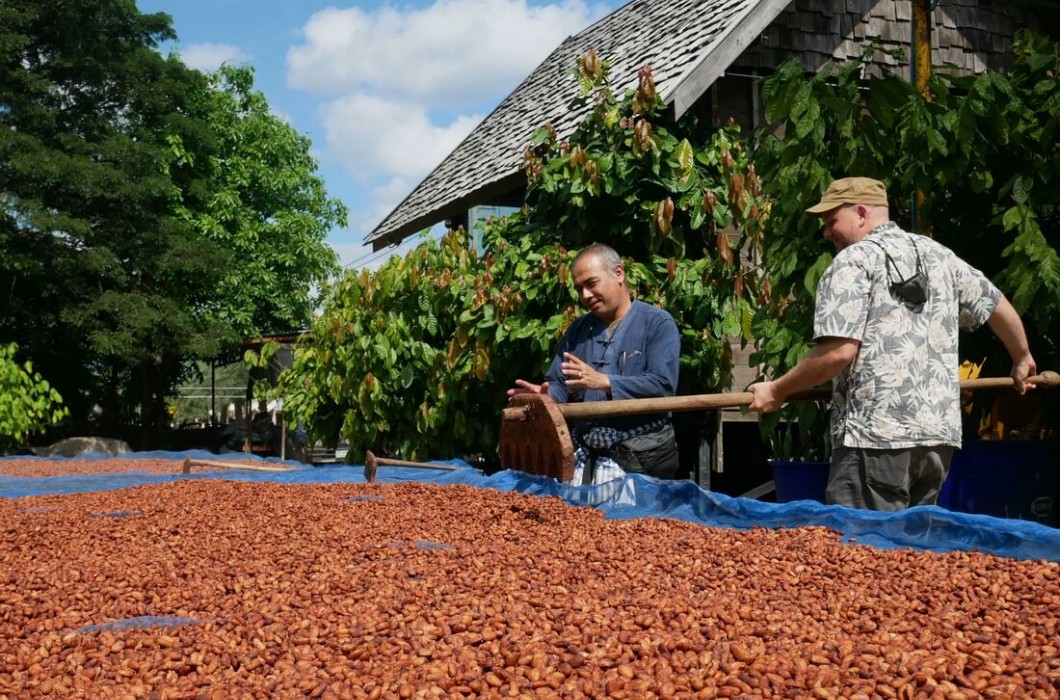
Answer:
[{"left": 507, "top": 379, "right": 550, "bottom": 397}]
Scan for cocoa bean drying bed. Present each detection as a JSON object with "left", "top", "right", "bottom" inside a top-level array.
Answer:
[{"left": 2, "top": 477, "right": 1058, "bottom": 698}]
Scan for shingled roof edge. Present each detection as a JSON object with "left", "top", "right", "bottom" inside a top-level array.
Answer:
[
  {"left": 365, "top": 0, "right": 777, "bottom": 249},
  {"left": 368, "top": 170, "right": 526, "bottom": 251},
  {"left": 666, "top": 0, "right": 791, "bottom": 117},
  {"left": 364, "top": 32, "right": 584, "bottom": 250}
]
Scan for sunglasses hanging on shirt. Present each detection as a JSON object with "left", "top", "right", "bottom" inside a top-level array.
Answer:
[{"left": 866, "top": 238, "right": 929, "bottom": 306}]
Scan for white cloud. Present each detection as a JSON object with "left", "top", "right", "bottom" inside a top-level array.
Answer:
[
  {"left": 372, "top": 176, "right": 416, "bottom": 212},
  {"left": 270, "top": 107, "right": 295, "bottom": 125},
  {"left": 287, "top": 0, "right": 606, "bottom": 107},
  {"left": 181, "top": 43, "right": 251, "bottom": 72},
  {"left": 321, "top": 93, "right": 483, "bottom": 182},
  {"left": 339, "top": 176, "right": 411, "bottom": 247},
  {"left": 283, "top": 0, "right": 613, "bottom": 254},
  {"left": 358, "top": 176, "right": 416, "bottom": 233},
  {"left": 333, "top": 172, "right": 453, "bottom": 271}
]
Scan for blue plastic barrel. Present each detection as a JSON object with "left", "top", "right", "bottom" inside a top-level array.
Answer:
[
  {"left": 939, "top": 441, "right": 1057, "bottom": 526},
  {"left": 771, "top": 460, "right": 830, "bottom": 503}
]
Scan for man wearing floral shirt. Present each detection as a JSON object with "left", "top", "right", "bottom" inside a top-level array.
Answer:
[{"left": 748, "top": 177, "right": 1036, "bottom": 510}]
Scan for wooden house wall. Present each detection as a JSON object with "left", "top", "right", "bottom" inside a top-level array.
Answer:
[
  {"left": 699, "top": 0, "right": 1059, "bottom": 138},
  {"left": 736, "top": 0, "right": 1058, "bottom": 79}
]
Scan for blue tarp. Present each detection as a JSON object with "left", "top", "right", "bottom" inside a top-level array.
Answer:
[{"left": 2, "top": 450, "right": 1058, "bottom": 562}]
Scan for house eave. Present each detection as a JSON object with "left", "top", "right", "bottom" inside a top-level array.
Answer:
[{"left": 370, "top": 170, "right": 527, "bottom": 251}]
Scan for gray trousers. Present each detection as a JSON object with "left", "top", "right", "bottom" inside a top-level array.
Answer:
[{"left": 827, "top": 445, "right": 956, "bottom": 511}]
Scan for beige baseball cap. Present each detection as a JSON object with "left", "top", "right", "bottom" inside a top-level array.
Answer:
[{"left": 805, "top": 177, "right": 889, "bottom": 215}]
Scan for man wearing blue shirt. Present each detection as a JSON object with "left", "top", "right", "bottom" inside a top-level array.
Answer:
[{"left": 508, "top": 243, "right": 681, "bottom": 484}]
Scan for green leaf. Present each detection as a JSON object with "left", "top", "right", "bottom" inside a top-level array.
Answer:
[
  {"left": 969, "top": 170, "right": 994, "bottom": 193},
  {"left": 1001, "top": 206, "right": 1025, "bottom": 232},
  {"left": 400, "top": 365, "right": 414, "bottom": 389},
  {"left": 675, "top": 138, "right": 694, "bottom": 175},
  {"left": 1011, "top": 175, "right": 1031, "bottom": 205},
  {"left": 721, "top": 311, "right": 741, "bottom": 337}
]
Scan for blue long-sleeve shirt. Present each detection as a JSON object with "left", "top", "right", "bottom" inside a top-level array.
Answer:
[{"left": 546, "top": 299, "right": 680, "bottom": 433}]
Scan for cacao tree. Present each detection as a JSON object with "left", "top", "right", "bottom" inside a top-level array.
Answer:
[
  {"left": 277, "top": 50, "right": 770, "bottom": 462},
  {"left": 0, "top": 343, "right": 68, "bottom": 451}
]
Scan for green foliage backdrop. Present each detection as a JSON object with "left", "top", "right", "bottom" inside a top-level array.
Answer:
[
  {"left": 280, "top": 33, "right": 1059, "bottom": 465},
  {"left": 0, "top": 2, "right": 345, "bottom": 446},
  {"left": 177, "top": 64, "right": 347, "bottom": 337},
  {"left": 0, "top": 343, "right": 68, "bottom": 450},
  {"left": 751, "top": 32, "right": 1059, "bottom": 459},
  {"left": 278, "top": 53, "right": 770, "bottom": 461}
]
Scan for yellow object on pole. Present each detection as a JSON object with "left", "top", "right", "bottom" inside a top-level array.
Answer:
[{"left": 912, "top": 0, "right": 933, "bottom": 100}]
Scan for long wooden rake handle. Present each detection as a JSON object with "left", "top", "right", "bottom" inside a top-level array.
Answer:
[
  {"left": 553, "top": 371, "right": 1059, "bottom": 421},
  {"left": 364, "top": 450, "right": 475, "bottom": 483},
  {"left": 182, "top": 457, "right": 296, "bottom": 474}
]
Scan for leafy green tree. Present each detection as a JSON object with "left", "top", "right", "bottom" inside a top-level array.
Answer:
[
  {"left": 176, "top": 64, "right": 347, "bottom": 337},
  {"left": 750, "top": 32, "right": 1060, "bottom": 459},
  {"left": 0, "top": 343, "right": 68, "bottom": 450},
  {"left": 279, "top": 224, "right": 758, "bottom": 462},
  {"left": 277, "top": 230, "right": 563, "bottom": 460},
  {"left": 518, "top": 53, "right": 770, "bottom": 396},
  {"left": 897, "top": 30, "right": 1059, "bottom": 353},
  {"left": 0, "top": 0, "right": 229, "bottom": 444},
  {"left": 278, "top": 52, "right": 769, "bottom": 461},
  {"left": 1, "top": 3, "right": 346, "bottom": 447}
]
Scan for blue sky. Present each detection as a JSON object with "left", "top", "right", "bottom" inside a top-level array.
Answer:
[{"left": 137, "top": 0, "right": 624, "bottom": 270}]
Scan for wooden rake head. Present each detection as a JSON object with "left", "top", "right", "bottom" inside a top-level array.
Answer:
[
  {"left": 495, "top": 371, "right": 1060, "bottom": 484},
  {"left": 498, "top": 394, "right": 575, "bottom": 482}
]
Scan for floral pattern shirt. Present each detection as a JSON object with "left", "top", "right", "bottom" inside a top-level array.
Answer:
[{"left": 814, "top": 222, "right": 1001, "bottom": 449}]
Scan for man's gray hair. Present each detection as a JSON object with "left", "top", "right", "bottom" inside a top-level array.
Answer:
[{"left": 574, "top": 243, "right": 622, "bottom": 275}]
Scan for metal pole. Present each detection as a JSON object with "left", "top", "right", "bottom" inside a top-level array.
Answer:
[{"left": 211, "top": 362, "right": 217, "bottom": 427}]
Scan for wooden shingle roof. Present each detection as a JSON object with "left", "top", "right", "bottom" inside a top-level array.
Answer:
[
  {"left": 367, "top": 0, "right": 1055, "bottom": 249},
  {"left": 367, "top": 0, "right": 792, "bottom": 249}
]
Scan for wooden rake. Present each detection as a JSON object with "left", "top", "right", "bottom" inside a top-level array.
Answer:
[{"left": 498, "top": 372, "right": 1059, "bottom": 482}]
